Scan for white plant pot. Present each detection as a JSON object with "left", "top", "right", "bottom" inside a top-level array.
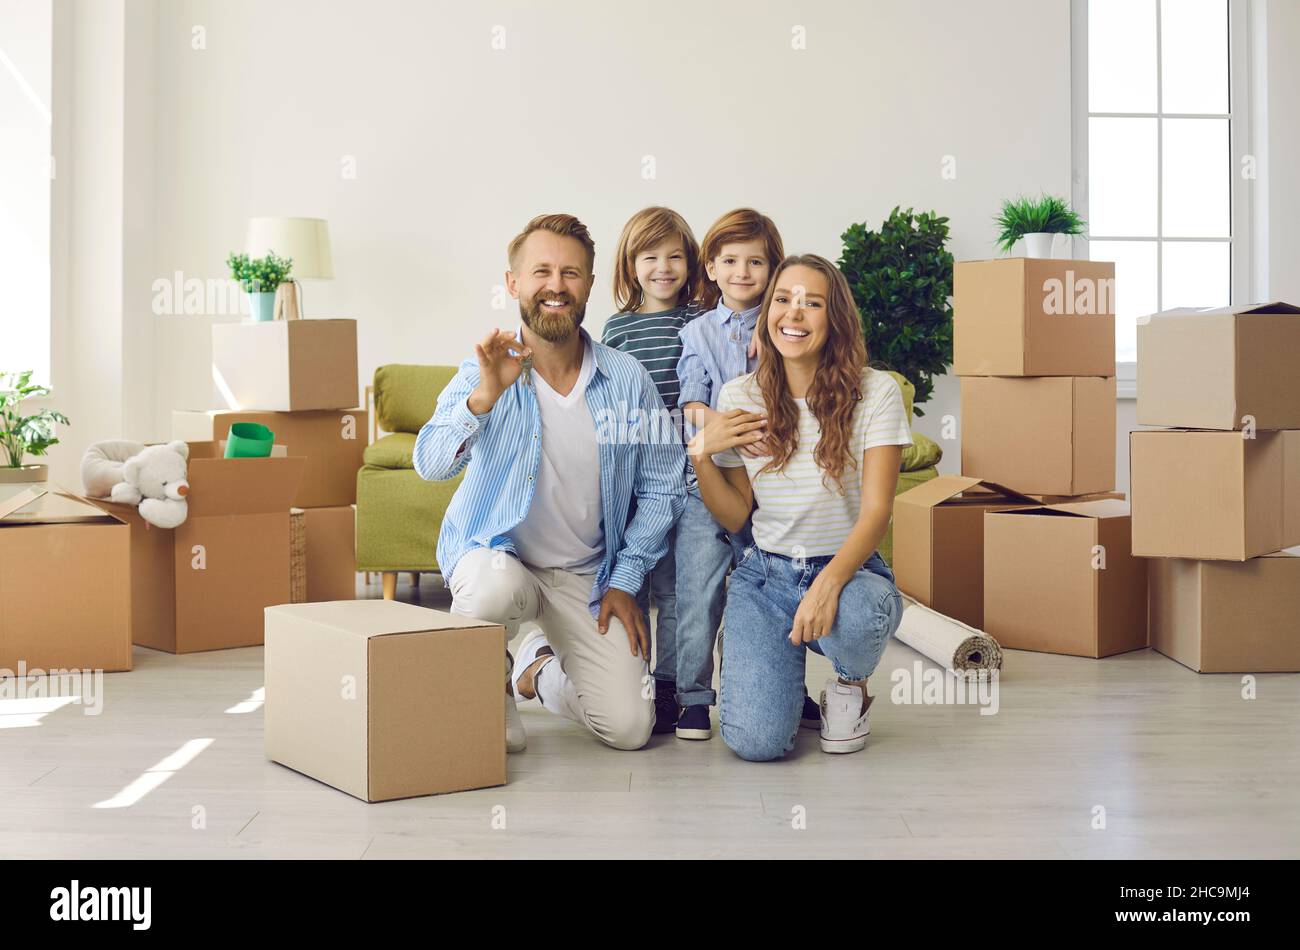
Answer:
[{"left": 1021, "top": 232, "right": 1068, "bottom": 259}]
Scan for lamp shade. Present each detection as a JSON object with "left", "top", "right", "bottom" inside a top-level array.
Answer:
[{"left": 244, "top": 217, "right": 334, "bottom": 279}]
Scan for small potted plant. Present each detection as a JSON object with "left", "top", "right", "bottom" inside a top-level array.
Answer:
[
  {"left": 994, "top": 194, "right": 1086, "bottom": 259},
  {"left": 227, "top": 251, "right": 293, "bottom": 322},
  {"left": 1, "top": 370, "right": 69, "bottom": 484}
]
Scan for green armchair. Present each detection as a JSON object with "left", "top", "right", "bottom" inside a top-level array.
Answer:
[{"left": 356, "top": 365, "right": 464, "bottom": 599}]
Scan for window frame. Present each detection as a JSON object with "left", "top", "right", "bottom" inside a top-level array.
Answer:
[{"left": 1070, "top": 0, "right": 1252, "bottom": 397}]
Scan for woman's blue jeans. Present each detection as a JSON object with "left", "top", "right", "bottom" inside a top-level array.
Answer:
[{"left": 718, "top": 546, "right": 903, "bottom": 762}]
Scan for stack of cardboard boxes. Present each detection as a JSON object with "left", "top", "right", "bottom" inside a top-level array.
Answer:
[
  {"left": 172, "top": 319, "right": 366, "bottom": 615},
  {"left": 1132, "top": 303, "right": 1300, "bottom": 672},
  {"left": 895, "top": 258, "right": 1149, "bottom": 658}
]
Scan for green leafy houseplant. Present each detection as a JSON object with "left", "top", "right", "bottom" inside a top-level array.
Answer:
[
  {"left": 226, "top": 251, "right": 294, "bottom": 293},
  {"left": 994, "top": 194, "right": 1085, "bottom": 253},
  {"left": 1, "top": 371, "right": 70, "bottom": 468},
  {"left": 837, "top": 207, "right": 954, "bottom": 415}
]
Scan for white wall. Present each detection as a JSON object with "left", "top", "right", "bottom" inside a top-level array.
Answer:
[
  {"left": 39, "top": 0, "right": 1300, "bottom": 496},
  {"left": 132, "top": 0, "right": 1075, "bottom": 477}
]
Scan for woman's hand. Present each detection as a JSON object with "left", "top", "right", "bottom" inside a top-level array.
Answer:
[
  {"left": 790, "top": 570, "right": 845, "bottom": 645},
  {"left": 687, "top": 409, "right": 767, "bottom": 461}
]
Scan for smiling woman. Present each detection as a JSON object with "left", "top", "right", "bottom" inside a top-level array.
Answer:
[{"left": 687, "top": 254, "right": 913, "bottom": 762}]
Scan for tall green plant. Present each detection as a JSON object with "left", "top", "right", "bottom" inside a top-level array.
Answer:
[
  {"left": 0, "top": 371, "right": 69, "bottom": 468},
  {"left": 837, "top": 207, "right": 953, "bottom": 415}
]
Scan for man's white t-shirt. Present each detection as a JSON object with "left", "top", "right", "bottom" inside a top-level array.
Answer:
[
  {"left": 508, "top": 342, "right": 605, "bottom": 573},
  {"left": 713, "top": 368, "right": 912, "bottom": 558}
]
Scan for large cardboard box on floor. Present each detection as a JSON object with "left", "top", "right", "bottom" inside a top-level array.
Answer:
[
  {"left": 1137, "top": 302, "right": 1300, "bottom": 430},
  {"left": 961, "top": 375, "right": 1116, "bottom": 496},
  {"left": 294, "top": 505, "right": 356, "bottom": 602},
  {"left": 211, "top": 318, "right": 358, "bottom": 412},
  {"left": 954, "top": 258, "right": 1116, "bottom": 376},
  {"left": 93, "top": 442, "right": 305, "bottom": 653},
  {"left": 984, "top": 500, "right": 1148, "bottom": 657},
  {"left": 265, "top": 600, "right": 506, "bottom": 802},
  {"left": 892, "top": 476, "right": 1039, "bottom": 630},
  {"left": 1130, "top": 429, "right": 1300, "bottom": 560},
  {"left": 172, "top": 407, "right": 366, "bottom": 508},
  {"left": 1149, "top": 546, "right": 1300, "bottom": 673},
  {"left": 0, "top": 486, "right": 132, "bottom": 672}
]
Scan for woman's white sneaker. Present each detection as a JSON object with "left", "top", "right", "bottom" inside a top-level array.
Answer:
[{"left": 819, "top": 680, "right": 871, "bottom": 754}]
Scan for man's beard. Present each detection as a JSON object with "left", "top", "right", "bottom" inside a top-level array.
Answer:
[{"left": 520, "top": 291, "right": 586, "bottom": 343}]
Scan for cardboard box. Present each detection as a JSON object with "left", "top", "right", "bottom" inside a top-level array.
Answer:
[
  {"left": 1130, "top": 429, "right": 1300, "bottom": 561},
  {"left": 892, "top": 475, "right": 1039, "bottom": 629},
  {"left": 1137, "top": 302, "right": 1300, "bottom": 430},
  {"left": 265, "top": 600, "right": 506, "bottom": 802},
  {"left": 93, "top": 443, "right": 305, "bottom": 653},
  {"left": 0, "top": 486, "right": 132, "bottom": 672},
  {"left": 211, "top": 318, "right": 358, "bottom": 412},
  {"left": 172, "top": 408, "right": 366, "bottom": 508},
  {"left": 295, "top": 505, "right": 356, "bottom": 602},
  {"left": 961, "top": 375, "right": 1116, "bottom": 496},
  {"left": 1149, "top": 547, "right": 1300, "bottom": 673},
  {"left": 984, "top": 499, "right": 1148, "bottom": 657},
  {"left": 954, "top": 258, "right": 1116, "bottom": 376}
]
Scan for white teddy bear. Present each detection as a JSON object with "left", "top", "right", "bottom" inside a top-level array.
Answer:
[{"left": 108, "top": 441, "right": 191, "bottom": 529}]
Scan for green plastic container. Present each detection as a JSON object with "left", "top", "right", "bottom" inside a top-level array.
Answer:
[{"left": 224, "top": 422, "right": 275, "bottom": 458}]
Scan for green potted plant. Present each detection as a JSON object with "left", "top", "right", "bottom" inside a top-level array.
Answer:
[
  {"left": 1, "top": 370, "right": 69, "bottom": 483},
  {"left": 227, "top": 250, "right": 293, "bottom": 322},
  {"left": 837, "top": 207, "right": 953, "bottom": 416},
  {"left": 994, "top": 194, "right": 1086, "bottom": 259}
]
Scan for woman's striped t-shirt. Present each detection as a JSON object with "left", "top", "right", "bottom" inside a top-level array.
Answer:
[{"left": 713, "top": 368, "right": 913, "bottom": 558}]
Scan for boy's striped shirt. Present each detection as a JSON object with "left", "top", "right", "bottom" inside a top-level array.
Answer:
[{"left": 600, "top": 300, "right": 707, "bottom": 414}]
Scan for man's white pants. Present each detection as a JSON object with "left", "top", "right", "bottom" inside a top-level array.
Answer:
[{"left": 449, "top": 548, "right": 654, "bottom": 751}]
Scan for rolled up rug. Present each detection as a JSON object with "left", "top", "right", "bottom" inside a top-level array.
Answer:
[{"left": 894, "top": 596, "right": 1003, "bottom": 675}]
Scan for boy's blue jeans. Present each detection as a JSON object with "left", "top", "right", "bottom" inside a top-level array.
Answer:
[
  {"left": 669, "top": 491, "right": 751, "bottom": 707},
  {"left": 639, "top": 523, "right": 678, "bottom": 686},
  {"left": 719, "top": 546, "right": 903, "bottom": 762}
]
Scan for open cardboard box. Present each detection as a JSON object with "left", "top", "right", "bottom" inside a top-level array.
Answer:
[
  {"left": 173, "top": 407, "right": 366, "bottom": 508},
  {"left": 1137, "top": 302, "right": 1300, "bottom": 430},
  {"left": 89, "top": 441, "right": 305, "bottom": 653},
  {"left": 0, "top": 485, "right": 132, "bottom": 672},
  {"left": 265, "top": 600, "right": 506, "bottom": 802},
  {"left": 1130, "top": 429, "right": 1300, "bottom": 561},
  {"left": 954, "top": 258, "right": 1116, "bottom": 376},
  {"left": 984, "top": 499, "right": 1148, "bottom": 658},
  {"left": 892, "top": 475, "right": 1039, "bottom": 629},
  {"left": 961, "top": 375, "right": 1116, "bottom": 496},
  {"left": 1149, "top": 546, "right": 1300, "bottom": 673}
]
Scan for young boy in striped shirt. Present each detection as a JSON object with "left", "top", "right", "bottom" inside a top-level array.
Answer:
[{"left": 601, "top": 206, "right": 704, "bottom": 735}]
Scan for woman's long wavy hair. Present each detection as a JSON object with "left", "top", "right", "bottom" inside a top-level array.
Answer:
[{"left": 754, "top": 254, "right": 868, "bottom": 490}]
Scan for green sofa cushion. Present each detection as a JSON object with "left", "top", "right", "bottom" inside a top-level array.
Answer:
[
  {"left": 374, "top": 364, "right": 459, "bottom": 435},
  {"left": 882, "top": 370, "right": 915, "bottom": 424},
  {"left": 364, "top": 432, "right": 417, "bottom": 470},
  {"left": 901, "top": 432, "right": 943, "bottom": 472}
]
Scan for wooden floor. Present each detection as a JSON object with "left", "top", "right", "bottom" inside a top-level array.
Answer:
[{"left": 2, "top": 573, "right": 1298, "bottom": 860}]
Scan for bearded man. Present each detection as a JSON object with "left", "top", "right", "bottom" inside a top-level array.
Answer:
[{"left": 414, "top": 213, "right": 686, "bottom": 753}]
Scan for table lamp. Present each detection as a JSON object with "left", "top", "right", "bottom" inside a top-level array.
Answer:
[{"left": 244, "top": 216, "right": 333, "bottom": 319}]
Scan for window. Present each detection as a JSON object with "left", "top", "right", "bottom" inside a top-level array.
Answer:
[
  {"left": 0, "top": 0, "right": 53, "bottom": 387},
  {"left": 1072, "top": 0, "right": 1248, "bottom": 372}
]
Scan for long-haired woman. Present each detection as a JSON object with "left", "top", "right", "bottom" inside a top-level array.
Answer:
[{"left": 688, "top": 254, "right": 912, "bottom": 761}]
